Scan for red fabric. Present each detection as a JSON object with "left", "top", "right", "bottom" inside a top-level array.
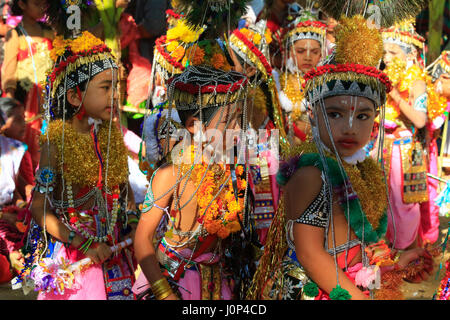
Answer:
[
  {"left": 292, "top": 121, "right": 307, "bottom": 141},
  {"left": 17, "top": 39, "right": 52, "bottom": 61},
  {"left": 23, "top": 84, "right": 42, "bottom": 171},
  {"left": 0, "top": 220, "right": 23, "bottom": 256},
  {"left": 19, "top": 150, "right": 34, "bottom": 186},
  {"left": 119, "top": 13, "right": 152, "bottom": 108},
  {"left": 0, "top": 254, "right": 12, "bottom": 283},
  {"left": 314, "top": 245, "right": 370, "bottom": 300}
]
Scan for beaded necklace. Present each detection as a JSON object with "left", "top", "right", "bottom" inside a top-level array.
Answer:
[{"left": 41, "top": 120, "right": 129, "bottom": 243}]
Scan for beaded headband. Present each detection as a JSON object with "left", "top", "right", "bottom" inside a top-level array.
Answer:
[
  {"left": 48, "top": 31, "right": 118, "bottom": 100},
  {"left": 284, "top": 19, "right": 327, "bottom": 48},
  {"left": 167, "top": 65, "right": 248, "bottom": 112},
  {"left": 229, "top": 20, "right": 273, "bottom": 79},
  {"left": 381, "top": 19, "right": 425, "bottom": 52},
  {"left": 303, "top": 16, "right": 392, "bottom": 107}
]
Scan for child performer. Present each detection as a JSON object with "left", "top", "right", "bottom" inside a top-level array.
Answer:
[
  {"left": 2, "top": 0, "right": 54, "bottom": 170},
  {"left": 248, "top": 15, "right": 433, "bottom": 300},
  {"left": 21, "top": 31, "right": 138, "bottom": 300},
  {"left": 133, "top": 64, "right": 251, "bottom": 300},
  {"left": 381, "top": 20, "right": 432, "bottom": 250},
  {"left": 277, "top": 8, "right": 327, "bottom": 145}
]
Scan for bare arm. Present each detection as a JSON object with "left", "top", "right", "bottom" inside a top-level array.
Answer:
[
  {"left": 390, "top": 80, "right": 427, "bottom": 129},
  {"left": 31, "top": 143, "right": 111, "bottom": 264},
  {"left": 285, "top": 166, "right": 368, "bottom": 300},
  {"left": 134, "top": 165, "right": 178, "bottom": 299}
]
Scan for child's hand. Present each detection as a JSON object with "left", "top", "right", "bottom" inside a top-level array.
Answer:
[
  {"left": 9, "top": 250, "right": 24, "bottom": 273},
  {"left": 85, "top": 242, "right": 112, "bottom": 264},
  {"left": 397, "top": 248, "right": 434, "bottom": 283}
]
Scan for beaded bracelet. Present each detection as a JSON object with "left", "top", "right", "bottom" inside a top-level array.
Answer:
[
  {"left": 65, "top": 230, "right": 76, "bottom": 248},
  {"left": 151, "top": 278, "right": 173, "bottom": 300}
]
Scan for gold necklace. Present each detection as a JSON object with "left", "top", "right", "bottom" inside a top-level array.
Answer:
[{"left": 41, "top": 120, "right": 129, "bottom": 188}]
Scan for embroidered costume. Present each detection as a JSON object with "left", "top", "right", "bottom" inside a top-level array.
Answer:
[
  {"left": 16, "top": 31, "right": 137, "bottom": 300},
  {"left": 277, "top": 10, "right": 327, "bottom": 145},
  {"left": 248, "top": 13, "right": 401, "bottom": 300},
  {"left": 381, "top": 20, "right": 434, "bottom": 249}
]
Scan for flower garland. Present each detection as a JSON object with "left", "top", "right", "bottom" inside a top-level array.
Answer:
[
  {"left": 181, "top": 41, "right": 232, "bottom": 72},
  {"left": 383, "top": 59, "right": 431, "bottom": 124},
  {"left": 155, "top": 35, "right": 185, "bottom": 72},
  {"left": 180, "top": 148, "right": 247, "bottom": 239},
  {"left": 40, "top": 120, "right": 129, "bottom": 188}
]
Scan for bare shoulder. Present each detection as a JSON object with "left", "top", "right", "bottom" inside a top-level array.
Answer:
[
  {"left": 150, "top": 164, "right": 178, "bottom": 199},
  {"left": 284, "top": 165, "right": 324, "bottom": 221}
]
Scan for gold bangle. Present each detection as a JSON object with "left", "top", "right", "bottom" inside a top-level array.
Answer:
[
  {"left": 151, "top": 278, "right": 173, "bottom": 300},
  {"left": 156, "top": 288, "right": 173, "bottom": 300}
]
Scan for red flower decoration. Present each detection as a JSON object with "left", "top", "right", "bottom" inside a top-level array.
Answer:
[{"left": 232, "top": 30, "right": 272, "bottom": 76}]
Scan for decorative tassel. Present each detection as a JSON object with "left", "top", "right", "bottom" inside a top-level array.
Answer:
[
  {"left": 303, "top": 281, "right": 319, "bottom": 298},
  {"left": 329, "top": 285, "right": 352, "bottom": 300}
]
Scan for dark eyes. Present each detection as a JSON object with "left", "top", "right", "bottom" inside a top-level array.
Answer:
[
  {"left": 327, "top": 112, "right": 371, "bottom": 120},
  {"left": 327, "top": 112, "right": 341, "bottom": 119},
  {"left": 357, "top": 114, "right": 370, "bottom": 120}
]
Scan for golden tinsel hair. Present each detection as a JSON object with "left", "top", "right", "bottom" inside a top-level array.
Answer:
[{"left": 335, "top": 15, "right": 383, "bottom": 67}]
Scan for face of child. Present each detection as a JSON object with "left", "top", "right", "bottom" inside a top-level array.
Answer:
[
  {"left": 20, "top": 0, "right": 48, "bottom": 20},
  {"left": 315, "top": 95, "right": 376, "bottom": 158},
  {"left": 383, "top": 43, "right": 408, "bottom": 66},
  {"left": 80, "top": 69, "right": 119, "bottom": 122},
  {"left": 290, "top": 39, "right": 322, "bottom": 74},
  {"left": 0, "top": 106, "right": 26, "bottom": 141},
  {"left": 436, "top": 73, "right": 450, "bottom": 99}
]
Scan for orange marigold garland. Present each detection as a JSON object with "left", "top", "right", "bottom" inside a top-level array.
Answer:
[{"left": 183, "top": 149, "right": 247, "bottom": 239}]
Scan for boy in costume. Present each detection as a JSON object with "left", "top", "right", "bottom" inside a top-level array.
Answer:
[
  {"left": 17, "top": 30, "right": 138, "bottom": 300},
  {"left": 381, "top": 19, "right": 433, "bottom": 250},
  {"left": 248, "top": 10, "right": 433, "bottom": 300},
  {"left": 133, "top": 0, "right": 259, "bottom": 300},
  {"left": 277, "top": 8, "right": 327, "bottom": 145}
]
